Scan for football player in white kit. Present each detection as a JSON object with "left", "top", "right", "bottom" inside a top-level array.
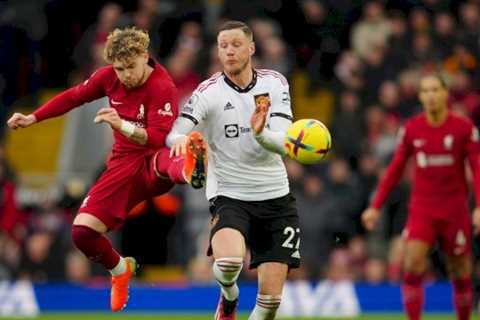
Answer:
[{"left": 167, "top": 21, "right": 299, "bottom": 320}]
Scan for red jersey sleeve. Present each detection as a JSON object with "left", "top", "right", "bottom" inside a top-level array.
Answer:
[
  {"left": 145, "top": 82, "right": 179, "bottom": 148},
  {"left": 464, "top": 121, "right": 480, "bottom": 205},
  {"left": 33, "top": 67, "right": 111, "bottom": 122},
  {"left": 371, "top": 123, "right": 413, "bottom": 209}
]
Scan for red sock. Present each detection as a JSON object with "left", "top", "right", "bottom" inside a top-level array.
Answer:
[
  {"left": 154, "top": 148, "right": 186, "bottom": 184},
  {"left": 453, "top": 277, "right": 472, "bottom": 320},
  {"left": 71, "top": 225, "right": 121, "bottom": 270},
  {"left": 402, "top": 273, "right": 424, "bottom": 320}
]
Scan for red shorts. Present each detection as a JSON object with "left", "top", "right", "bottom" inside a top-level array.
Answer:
[
  {"left": 404, "top": 204, "right": 472, "bottom": 256},
  {"left": 79, "top": 148, "right": 174, "bottom": 230}
]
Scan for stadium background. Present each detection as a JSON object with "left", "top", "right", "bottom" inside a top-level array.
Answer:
[{"left": 1, "top": 0, "right": 480, "bottom": 318}]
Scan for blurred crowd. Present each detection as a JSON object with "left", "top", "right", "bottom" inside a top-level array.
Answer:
[{"left": 1, "top": 0, "right": 480, "bottom": 286}]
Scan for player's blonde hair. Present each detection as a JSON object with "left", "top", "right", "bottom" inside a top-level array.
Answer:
[{"left": 103, "top": 27, "right": 150, "bottom": 63}]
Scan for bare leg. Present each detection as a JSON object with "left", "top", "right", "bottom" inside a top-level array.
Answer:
[{"left": 248, "top": 262, "right": 288, "bottom": 320}]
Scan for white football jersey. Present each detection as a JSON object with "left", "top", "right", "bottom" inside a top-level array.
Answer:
[
  {"left": 176, "top": 69, "right": 292, "bottom": 201},
  {"left": 178, "top": 69, "right": 293, "bottom": 201}
]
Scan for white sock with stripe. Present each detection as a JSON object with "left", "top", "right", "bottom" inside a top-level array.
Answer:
[
  {"left": 248, "top": 294, "right": 282, "bottom": 320},
  {"left": 212, "top": 257, "right": 243, "bottom": 301},
  {"left": 109, "top": 257, "right": 126, "bottom": 276}
]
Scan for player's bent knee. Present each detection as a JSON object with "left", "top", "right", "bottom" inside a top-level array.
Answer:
[
  {"left": 73, "top": 213, "right": 108, "bottom": 234},
  {"left": 212, "top": 228, "right": 246, "bottom": 258},
  {"left": 404, "top": 259, "right": 427, "bottom": 274},
  {"left": 404, "top": 253, "right": 428, "bottom": 274},
  {"left": 403, "top": 240, "right": 430, "bottom": 273},
  {"left": 213, "top": 257, "right": 243, "bottom": 286}
]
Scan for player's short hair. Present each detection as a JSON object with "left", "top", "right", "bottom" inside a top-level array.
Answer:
[
  {"left": 218, "top": 20, "right": 253, "bottom": 41},
  {"left": 103, "top": 27, "right": 150, "bottom": 64},
  {"left": 421, "top": 73, "right": 448, "bottom": 89}
]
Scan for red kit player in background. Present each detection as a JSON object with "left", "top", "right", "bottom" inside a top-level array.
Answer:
[
  {"left": 6, "top": 27, "right": 206, "bottom": 312},
  {"left": 362, "top": 74, "right": 480, "bottom": 320}
]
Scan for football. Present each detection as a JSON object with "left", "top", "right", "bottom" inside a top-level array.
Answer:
[{"left": 285, "top": 119, "right": 332, "bottom": 164}]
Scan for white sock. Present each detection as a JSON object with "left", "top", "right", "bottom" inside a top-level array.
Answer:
[
  {"left": 213, "top": 257, "right": 243, "bottom": 301},
  {"left": 109, "top": 257, "right": 126, "bottom": 276},
  {"left": 248, "top": 294, "right": 282, "bottom": 320},
  {"left": 221, "top": 283, "right": 239, "bottom": 302}
]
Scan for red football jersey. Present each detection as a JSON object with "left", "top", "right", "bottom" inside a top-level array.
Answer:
[
  {"left": 372, "top": 112, "right": 480, "bottom": 213},
  {"left": 33, "top": 59, "right": 178, "bottom": 160}
]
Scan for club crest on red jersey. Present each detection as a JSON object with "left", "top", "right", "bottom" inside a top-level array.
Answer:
[
  {"left": 137, "top": 104, "right": 145, "bottom": 120},
  {"left": 443, "top": 134, "right": 453, "bottom": 150}
]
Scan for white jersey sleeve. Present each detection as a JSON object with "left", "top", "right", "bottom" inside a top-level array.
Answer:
[
  {"left": 166, "top": 89, "right": 210, "bottom": 147},
  {"left": 179, "top": 91, "right": 210, "bottom": 126},
  {"left": 268, "top": 80, "right": 293, "bottom": 128}
]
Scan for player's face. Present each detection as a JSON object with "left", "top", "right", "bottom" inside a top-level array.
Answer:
[
  {"left": 419, "top": 77, "right": 448, "bottom": 113},
  {"left": 217, "top": 29, "right": 254, "bottom": 75},
  {"left": 112, "top": 53, "right": 149, "bottom": 89}
]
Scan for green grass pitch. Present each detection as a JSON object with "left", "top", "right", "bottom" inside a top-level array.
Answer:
[{"left": 1, "top": 313, "right": 458, "bottom": 319}]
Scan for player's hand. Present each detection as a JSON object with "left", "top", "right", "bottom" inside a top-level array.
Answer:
[
  {"left": 94, "top": 107, "right": 122, "bottom": 130},
  {"left": 361, "top": 207, "right": 381, "bottom": 232},
  {"left": 251, "top": 103, "right": 268, "bottom": 135},
  {"left": 170, "top": 135, "right": 187, "bottom": 158},
  {"left": 7, "top": 113, "right": 37, "bottom": 130},
  {"left": 473, "top": 207, "right": 480, "bottom": 235}
]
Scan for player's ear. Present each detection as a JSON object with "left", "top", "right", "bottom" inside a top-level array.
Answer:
[{"left": 249, "top": 42, "right": 255, "bottom": 56}]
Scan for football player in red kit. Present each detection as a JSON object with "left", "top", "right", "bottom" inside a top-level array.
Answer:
[
  {"left": 362, "top": 74, "right": 480, "bottom": 320},
  {"left": 7, "top": 27, "right": 206, "bottom": 312}
]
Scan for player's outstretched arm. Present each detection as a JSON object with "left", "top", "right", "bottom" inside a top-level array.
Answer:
[
  {"left": 251, "top": 78, "right": 293, "bottom": 156},
  {"left": 94, "top": 107, "right": 148, "bottom": 145},
  {"left": 372, "top": 126, "right": 411, "bottom": 205},
  {"left": 363, "top": 126, "right": 412, "bottom": 230},
  {"left": 251, "top": 102, "right": 288, "bottom": 156},
  {"left": 465, "top": 124, "right": 480, "bottom": 234},
  {"left": 468, "top": 155, "right": 480, "bottom": 234},
  {"left": 7, "top": 113, "right": 37, "bottom": 130},
  {"left": 37, "top": 69, "right": 109, "bottom": 123},
  {"left": 167, "top": 89, "right": 207, "bottom": 157}
]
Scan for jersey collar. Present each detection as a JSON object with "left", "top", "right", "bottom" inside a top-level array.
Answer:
[
  {"left": 148, "top": 57, "right": 157, "bottom": 68},
  {"left": 222, "top": 69, "right": 257, "bottom": 93}
]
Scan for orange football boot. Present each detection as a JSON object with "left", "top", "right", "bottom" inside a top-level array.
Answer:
[
  {"left": 111, "top": 257, "right": 137, "bottom": 312},
  {"left": 183, "top": 131, "right": 207, "bottom": 189},
  {"left": 214, "top": 294, "right": 238, "bottom": 320}
]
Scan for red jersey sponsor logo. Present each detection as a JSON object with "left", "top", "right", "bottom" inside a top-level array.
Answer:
[
  {"left": 158, "top": 102, "right": 173, "bottom": 116},
  {"left": 416, "top": 152, "right": 454, "bottom": 168}
]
